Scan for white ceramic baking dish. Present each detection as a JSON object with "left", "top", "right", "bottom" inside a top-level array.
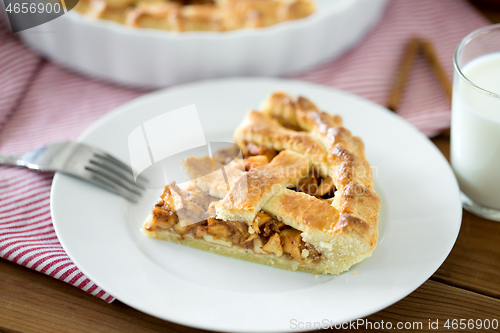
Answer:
[{"left": 17, "top": 0, "right": 387, "bottom": 88}]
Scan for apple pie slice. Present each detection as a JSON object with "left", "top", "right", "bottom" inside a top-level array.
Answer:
[{"left": 142, "top": 92, "right": 380, "bottom": 274}]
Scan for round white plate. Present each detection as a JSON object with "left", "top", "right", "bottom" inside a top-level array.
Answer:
[{"left": 51, "top": 78, "right": 462, "bottom": 332}]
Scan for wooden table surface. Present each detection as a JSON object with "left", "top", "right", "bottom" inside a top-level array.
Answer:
[{"left": 2, "top": 3, "right": 500, "bottom": 333}]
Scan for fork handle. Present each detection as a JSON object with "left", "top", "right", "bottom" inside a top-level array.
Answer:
[{"left": 0, "top": 155, "right": 23, "bottom": 167}]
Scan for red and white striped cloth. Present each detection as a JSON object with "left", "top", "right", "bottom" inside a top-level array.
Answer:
[{"left": 0, "top": 0, "right": 489, "bottom": 302}]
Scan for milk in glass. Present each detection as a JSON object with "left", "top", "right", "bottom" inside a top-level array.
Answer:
[{"left": 451, "top": 52, "right": 500, "bottom": 210}]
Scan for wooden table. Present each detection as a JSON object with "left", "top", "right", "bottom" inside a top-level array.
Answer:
[{"left": 2, "top": 3, "right": 500, "bottom": 333}]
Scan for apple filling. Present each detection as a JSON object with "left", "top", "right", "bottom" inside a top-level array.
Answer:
[{"left": 145, "top": 183, "right": 322, "bottom": 265}]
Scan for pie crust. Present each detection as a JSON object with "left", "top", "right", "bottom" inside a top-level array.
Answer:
[
  {"left": 142, "top": 91, "right": 380, "bottom": 274},
  {"left": 74, "top": 0, "right": 316, "bottom": 32}
]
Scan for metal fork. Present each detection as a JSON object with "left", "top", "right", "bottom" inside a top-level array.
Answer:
[{"left": 0, "top": 141, "right": 143, "bottom": 202}]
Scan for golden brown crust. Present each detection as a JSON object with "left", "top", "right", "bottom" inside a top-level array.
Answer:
[
  {"left": 234, "top": 110, "right": 330, "bottom": 176},
  {"left": 181, "top": 156, "right": 244, "bottom": 198},
  {"left": 74, "top": 0, "right": 316, "bottom": 32},
  {"left": 216, "top": 150, "right": 310, "bottom": 223},
  {"left": 262, "top": 189, "right": 339, "bottom": 232}
]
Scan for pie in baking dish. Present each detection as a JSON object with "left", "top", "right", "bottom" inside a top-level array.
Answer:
[
  {"left": 142, "top": 92, "right": 380, "bottom": 274},
  {"left": 74, "top": 0, "right": 316, "bottom": 32}
]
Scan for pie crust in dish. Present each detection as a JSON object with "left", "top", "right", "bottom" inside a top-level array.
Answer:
[
  {"left": 74, "top": 0, "right": 316, "bottom": 32},
  {"left": 142, "top": 91, "right": 380, "bottom": 274}
]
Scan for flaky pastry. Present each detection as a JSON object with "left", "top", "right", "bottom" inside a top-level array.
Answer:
[{"left": 142, "top": 91, "right": 380, "bottom": 274}]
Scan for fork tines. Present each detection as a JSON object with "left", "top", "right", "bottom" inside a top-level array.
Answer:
[{"left": 85, "top": 153, "right": 144, "bottom": 202}]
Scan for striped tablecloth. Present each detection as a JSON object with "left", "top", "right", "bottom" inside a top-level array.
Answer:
[{"left": 0, "top": 0, "right": 489, "bottom": 302}]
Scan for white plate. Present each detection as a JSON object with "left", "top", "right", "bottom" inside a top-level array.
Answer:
[
  {"left": 16, "top": 0, "right": 387, "bottom": 88},
  {"left": 51, "top": 78, "right": 462, "bottom": 332}
]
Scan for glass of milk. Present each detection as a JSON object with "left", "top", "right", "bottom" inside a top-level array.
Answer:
[{"left": 451, "top": 24, "right": 500, "bottom": 221}]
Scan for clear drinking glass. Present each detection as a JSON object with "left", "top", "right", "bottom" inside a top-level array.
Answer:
[{"left": 451, "top": 24, "right": 500, "bottom": 221}]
